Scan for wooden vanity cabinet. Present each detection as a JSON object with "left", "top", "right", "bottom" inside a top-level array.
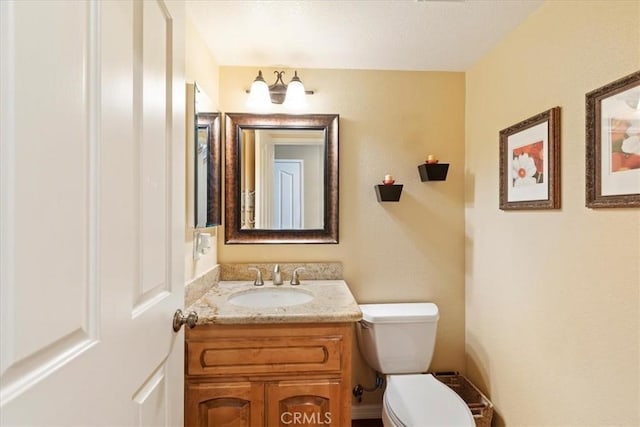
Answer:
[{"left": 185, "top": 322, "right": 353, "bottom": 427}]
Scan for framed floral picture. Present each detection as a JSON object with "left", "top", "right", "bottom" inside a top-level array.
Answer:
[
  {"left": 586, "top": 70, "right": 640, "bottom": 208},
  {"left": 499, "top": 107, "right": 561, "bottom": 210}
]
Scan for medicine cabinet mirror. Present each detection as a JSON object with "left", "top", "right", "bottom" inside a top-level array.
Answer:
[
  {"left": 192, "top": 83, "right": 221, "bottom": 228},
  {"left": 225, "top": 113, "right": 339, "bottom": 244}
]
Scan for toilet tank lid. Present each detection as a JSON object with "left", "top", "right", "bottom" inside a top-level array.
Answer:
[{"left": 360, "top": 303, "right": 439, "bottom": 323}]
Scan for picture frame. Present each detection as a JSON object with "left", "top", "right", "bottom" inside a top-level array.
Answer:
[
  {"left": 586, "top": 70, "right": 640, "bottom": 208},
  {"left": 499, "top": 107, "right": 561, "bottom": 210}
]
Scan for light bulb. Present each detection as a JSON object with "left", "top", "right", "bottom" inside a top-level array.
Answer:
[
  {"left": 247, "top": 71, "right": 271, "bottom": 111},
  {"left": 283, "top": 71, "right": 308, "bottom": 110}
]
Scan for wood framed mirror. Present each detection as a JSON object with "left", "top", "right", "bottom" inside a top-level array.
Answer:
[
  {"left": 195, "top": 112, "right": 221, "bottom": 227},
  {"left": 224, "top": 113, "right": 339, "bottom": 244},
  {"left": 189, "top": 82, "right": 221, "bottom": 229}
]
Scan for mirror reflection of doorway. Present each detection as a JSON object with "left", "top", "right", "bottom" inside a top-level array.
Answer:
[{"left": 273, "top": 160, "right": 303, "bottom": 229}]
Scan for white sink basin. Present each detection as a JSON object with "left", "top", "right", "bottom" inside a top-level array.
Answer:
[{"left": 227, "top": 287, "right": 314, "bottom": 308}]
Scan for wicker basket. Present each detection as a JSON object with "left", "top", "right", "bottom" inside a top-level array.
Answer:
[{"left": 433, "top": 372, "right": 494, "bottom": 427}]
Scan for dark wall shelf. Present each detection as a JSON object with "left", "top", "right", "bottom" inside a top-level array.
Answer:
[
  {"left": 418, "top": 163, "right": 449, "bottom": 181},
  {"left": 375, "top": 184, "right": 403, "bottom": 202}
]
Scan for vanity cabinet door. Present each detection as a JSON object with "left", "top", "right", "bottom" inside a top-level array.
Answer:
[
  {"left": 186, "top": 381, "right": 264, "bottom": 427},
  {"left": 265, "top": 380, "right": 341, "bottom": 427}
]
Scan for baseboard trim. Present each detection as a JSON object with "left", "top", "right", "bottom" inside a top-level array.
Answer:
[{"left": 351, "top": 403, "right": 382, "bottom": 419}]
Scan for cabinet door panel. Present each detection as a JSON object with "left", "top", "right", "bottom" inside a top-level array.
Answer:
[
  {"left": 266, "top": 380, "right": 341, "bottom": 427},
  {"left": 186, "top": 382, "right": 264, "bottom": 427}
]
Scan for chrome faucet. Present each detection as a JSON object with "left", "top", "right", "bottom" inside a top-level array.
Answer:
[
  {"left": 290, "top": 267, "right": 305, "bottom": 286},
  {"left": 248, "top": 267, "right": 264, "bottom": 286},
  {"left": 272, "top": 264, "right": 283, "bottom": 285}
]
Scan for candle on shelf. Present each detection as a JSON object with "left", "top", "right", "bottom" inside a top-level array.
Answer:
[
  {"left": 426, "top": 154, "right": 438, "bottom": 164},
  {"left": 383, "top": 174, "right": 395, "bottom": 185}
]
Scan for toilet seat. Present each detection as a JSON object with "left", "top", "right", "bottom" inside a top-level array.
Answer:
[{"left": 383, "top": 374, "right": 474, "bottom": 427}]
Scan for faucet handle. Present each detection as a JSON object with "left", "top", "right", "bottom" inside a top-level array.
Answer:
[
  {"left": 290, "top": 267, "right": 306, "bottom": 286},
  {"left": 247, "top": 267, "right": 264, "bottom": 286}
]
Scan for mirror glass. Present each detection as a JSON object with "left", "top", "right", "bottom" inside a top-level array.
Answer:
[
  {"left": 225, "top": 113, "right": 339, "bottom": 244},
  {"left": 239, "top": 128, "right": 325, "bottom": 230},
  {"left": 193, "top": 83, "right": 221, "bottom": 228}
]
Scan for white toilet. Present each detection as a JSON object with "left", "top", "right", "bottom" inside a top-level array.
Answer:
[{"left": 356, "top": 303, "right": 474, "bottom": 427}]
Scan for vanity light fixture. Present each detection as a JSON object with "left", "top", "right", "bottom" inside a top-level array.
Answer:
[{"left": 246, "top": 70, "right": 313, "bottom": 110}]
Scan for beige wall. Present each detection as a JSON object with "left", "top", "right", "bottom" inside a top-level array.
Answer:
[
  {"left": 465, "top": 1, "right": 640, "bottom": 426},
  {"left": 219, "top": 67, "right": 467, "bottom": 403},
  {"left": 184, "top": 18, "right": 220, "bottom": 282},
  {"left": 185, "top": 17, "right": 219, "bottom": 112}
]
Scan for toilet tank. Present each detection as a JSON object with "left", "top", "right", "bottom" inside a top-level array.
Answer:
[{"left": 356, "top": 303, "right": 439, "bottom": 374}]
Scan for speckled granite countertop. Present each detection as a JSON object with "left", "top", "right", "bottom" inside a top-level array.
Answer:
[{"left": 188, "top": 280, "right": 362, "bottom": 325}]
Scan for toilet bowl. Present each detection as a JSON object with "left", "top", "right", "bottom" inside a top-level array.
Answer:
[
  {"left": 382, "top": 374, "right": 474, "bottom": 427},
  {"left": 356, "top": 303, "right": 474, "bottom": 427}
]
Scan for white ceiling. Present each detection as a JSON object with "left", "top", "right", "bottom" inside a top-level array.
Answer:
[{"left": 186, "top": 0, "right": 544, "bottom": 72}]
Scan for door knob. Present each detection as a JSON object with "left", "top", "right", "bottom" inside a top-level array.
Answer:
[{"left": 173, "top": 309, "right": 198, "bottom": 332}]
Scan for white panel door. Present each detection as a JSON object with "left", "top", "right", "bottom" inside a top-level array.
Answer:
[
  {"left": 273, "top": 160, "right": 303, "bottom": 229},
  {"left": 0, "top": 0, "right": 185, "bottom": 425}
]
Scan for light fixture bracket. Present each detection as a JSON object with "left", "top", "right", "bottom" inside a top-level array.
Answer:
[{"left": 268, "top": 71, "right": 289, "bottom": 104}]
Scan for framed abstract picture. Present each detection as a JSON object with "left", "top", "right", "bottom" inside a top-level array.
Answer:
[
  {"left": 499, "top": 107, "right": 561, "bottom": 210},
  {"left": 586, "top": 71, "right": 640, "bottom": 208}
]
